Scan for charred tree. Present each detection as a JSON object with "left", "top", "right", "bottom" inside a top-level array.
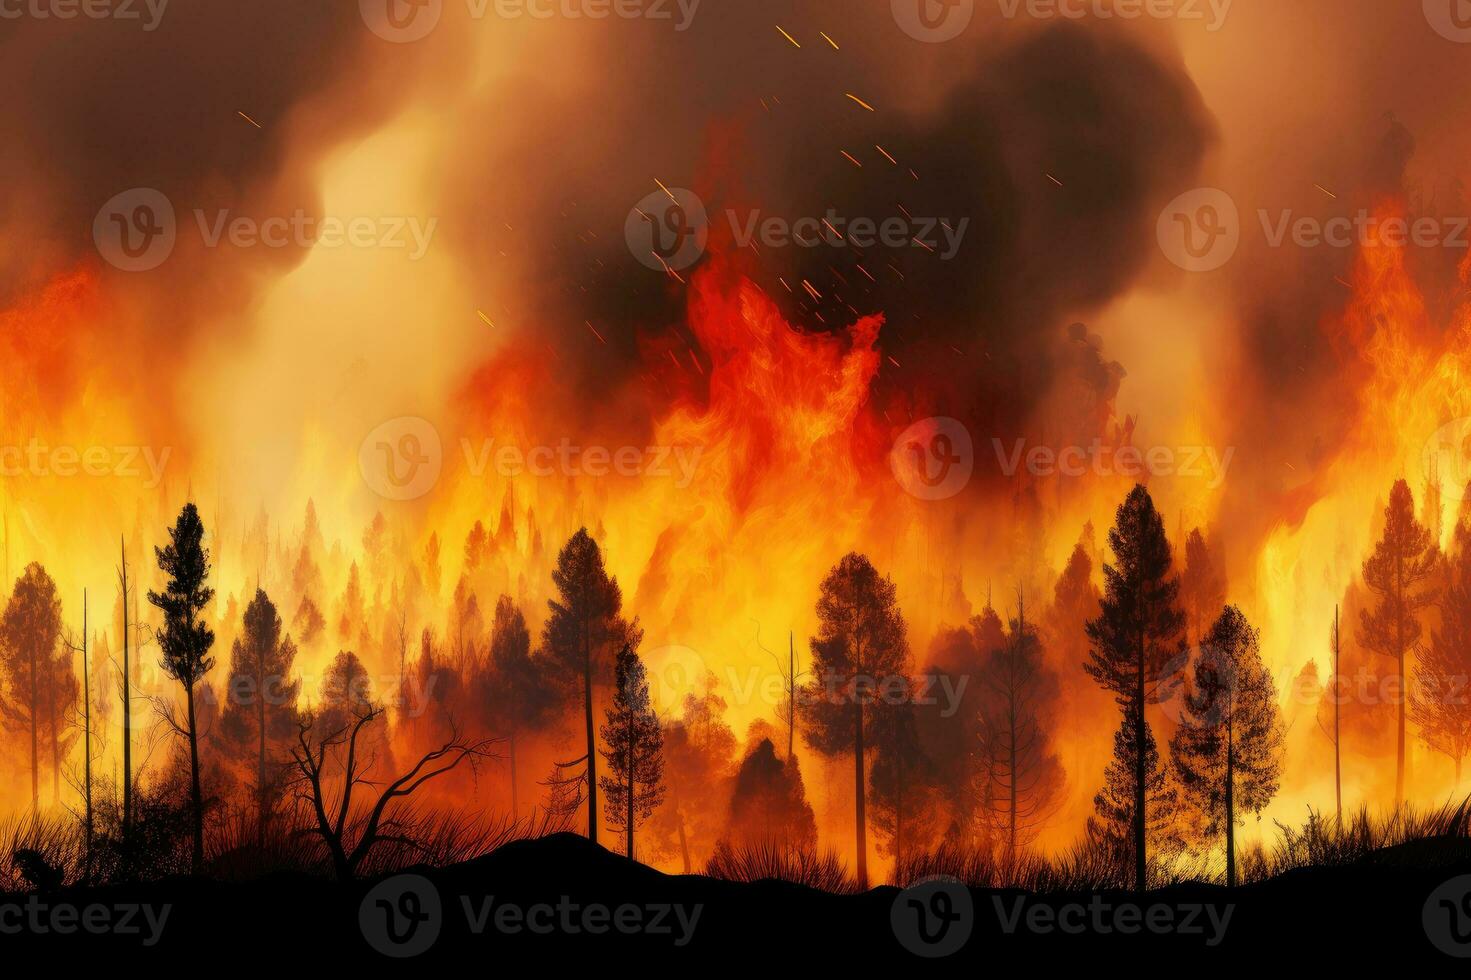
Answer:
[
  {"left": 1084, "top": 485, "right": 1187, "bottom": 891},
  {"left": 148, "top": 502, "right": 217, "bottom": 874},
  {"left": 800, "top": 552, "right": 909, "bottom": 890},
  {"left": 1358, "top": 479, "right": 1438, "bottom": 806}
]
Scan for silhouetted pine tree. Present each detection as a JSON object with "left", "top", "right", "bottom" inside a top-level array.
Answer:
[
  {"left": 1088, "top": 706, "right": 1182, "bottom": 869},
  {"left": 221, "top": 588, "right": 300, "bottom": 845},
  {"left": 148, "top": 502, "right": 217, "bottom": 874},
  {"left": 800, "top": 552, "right": 909, "bottom": 890},
  {"left": 1359, "top": 479, "right": 1438, "bottom": 805},
  {"left": 976, "top": 590, "right": 1065, "bottom": 862},
  {"left": 1084, "top": 485, "right": 1186, "bottom": 891},
  {"left": 1412, "top": 509, "right": 1471, "bottom": 785},
  {"left": 724, "top": 737, "right": 818, "bottom": 851},
  {"left": 869, "top": 687, "right": 943, "bottom": 866},
  {"left": 598, "top": 644, "right": 664, "bottom": 861},
  {"left": 0, "top": 563, "right": 70, "bottom": 809},
  {"left": 481, "top": 595, "right": 556, "bottom": 820},
  {"left": 543, "top": 528, "right": 639, "bottom": 846},
  {"left": 1180, "top": 528, "right": 1227, "bottom": 643},
  {"left": 1170, "top": 605, "right": 1284, "bottom": 887}
]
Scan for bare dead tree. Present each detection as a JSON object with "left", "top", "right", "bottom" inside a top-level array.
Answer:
[
  {"left": 288, "top": 703, "right": 498, "bottom": 880},
  {"left": 61, "top": 590, "right": 93, "bottom": 875}
]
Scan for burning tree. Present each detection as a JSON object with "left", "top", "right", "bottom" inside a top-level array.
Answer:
[
  {"left": 651, "top": 678, "right": 737, "bottom": 872},
  {"left": 1358, "top": 479, "right": 1438, "bottom": 805},
  {"left": 1084, "top": 485, "right": 1187, "bottom": 891},
  {"left": 869, "top": 686, "right": 944, "bottom": 866},
  {"left": 1088, "top": 705, "right": 1183, "bottom": 869},
  {"left": 148, "top": 502, "right": 217, "bottom": 874},
  {"left": 480, "top": 594, "right": 557, "bottom": 820},
  {"left": 0, "top": 563, "right": 71, "bottom": 809},
  {"left": 1169, "top": 605, "right": 1285, "bottom": 887},
  {"left": 288, "top": 702, "right": 497, "bottom": 880},
  {"left": 801, "top": 552, "right": 909, "bottom": 890},
  {"left": 1411, "top": 513, "right": 1471, "bottom": 785},
  {"left": 722, "top": 737, "right": 817, "bottom": 851},
  {"left": 542, "top": 528, "right": 639, "bottom": 846},
  {"left": 220, "top": 588, "right": 301, "bottom": 845},
  {"left": 1180, "top": 528, "right": 1227, "bottom": 644},
  {"left": 975, "top": 591, "right": 1065, "bottom": 863},
  {"left": 598, "top": 644, "right": 664, "bottom": 861}
]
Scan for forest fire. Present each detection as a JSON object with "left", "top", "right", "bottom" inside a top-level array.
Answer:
[{"left": 3, "top": 0, "right": 1471, "bottom": 965}]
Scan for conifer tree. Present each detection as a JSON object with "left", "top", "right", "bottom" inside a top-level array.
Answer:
[
  {"left": 543, "top": 529, "right": 638, "bottom": 845},
  {"left": 149, "top": 502, "right": 217, "bottom": 873},
  {"left": 598, "top": 644, "right": 664, "bottom": 861},
  {"left": 1359, "top": 479, "right": 1438, "bottom": 804},
  {"left": 801, "top": 552, "right": 909, "bottom": 890},
  {"left": 1084, "top": 485, "right": 1187, "bottom": 891},
  {"left": 1412, "top": 511, "right": 1471, "bottom": 785},
  {"left": 221, "top": 588, "right": 301, "bottom": 845},
  {"left": 1170, "top": 605, "right": 1284, "bottom": 887}
]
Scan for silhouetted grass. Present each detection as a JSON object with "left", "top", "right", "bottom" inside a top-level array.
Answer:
[
  {"left": 897, "top": 797, "right": 1471, "bottom": 892},
  {"left": 704, "top": 838, "right": 859, "bottom": 894}
]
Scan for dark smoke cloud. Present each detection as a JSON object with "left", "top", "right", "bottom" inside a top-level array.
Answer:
[{"left": 437, "top": 6, "right": 1213, "bottom": 455}]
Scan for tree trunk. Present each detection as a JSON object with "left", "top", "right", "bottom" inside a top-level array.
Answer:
[
  {"left": 47, "top": 663, "right": 59, "bottom": 804},
  {"left": 508, "top": 729, "right": 519, "bottom": 822},
  {"left": 28, "top": 636, "right": 37, "bottom": 810},
  {"left": 1134, "top": 632, "right": 1147, "bottom": 893},
  {"left": 187, "top": 680, "right": 204, "bottom": 874},
  {"left": 1334, "top": 606, "right": 1341, "bottom": 829},
  {"left": 626, "top": 708, "right": 635, "bottom": 862},
  {"left": 583, "top": 612, "right": 597, "bottom": 846},
  {"left": 677, "top": 809, "right": 691, "bottom": 874},
  {"left": 121, "top": 537, "right": 132, "bottom": 837},
  {"left": 1225, "top": 714, "right": 1236, "bottom": 888},
  {"left": 82, "top": 592, "right": 92, "bottom": 876},
  {"left": 257, "top": 662, "right": 267, "bottom": 848},
  {"left": 1395, "top": 554, "right": 1406, "bottom": 806},
  {"left": 854, "top": 694, "right": 868, "bottom": 890}
]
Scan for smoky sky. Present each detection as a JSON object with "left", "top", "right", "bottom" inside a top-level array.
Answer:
[{"left": 436, "top": 4, "right": 1214, "bottom": 451}]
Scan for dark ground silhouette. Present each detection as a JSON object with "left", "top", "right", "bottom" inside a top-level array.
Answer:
[{"left": 3, "top": 832, "right": 1469, "bottom": 965}]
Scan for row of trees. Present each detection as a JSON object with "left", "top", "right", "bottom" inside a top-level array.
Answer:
[{"left": 5, "top": 475, "right": 1467, "bottom": 889}]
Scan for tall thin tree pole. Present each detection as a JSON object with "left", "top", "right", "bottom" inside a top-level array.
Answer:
[
  {"left": 120, "top": 536, "right": 132, "bottom": 836},
  {"left": 787, "top": 631, "right": 796, "bottom": 761},
  {"left": 1334, "top": 605, "right": 1341, "bottom": 829},
  {"left": 81, "top": 589, "right": 92, "bottom": 869}
]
